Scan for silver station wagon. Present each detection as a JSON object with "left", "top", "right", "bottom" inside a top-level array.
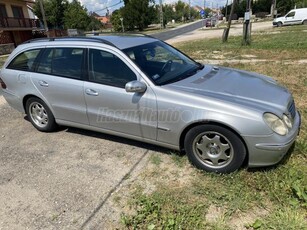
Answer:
[{"left": 0, "top": 36, "right": 301, "bottom": 173}]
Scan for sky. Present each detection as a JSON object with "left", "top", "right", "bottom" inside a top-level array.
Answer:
[{"left": 79, "top": 0, "right": 229, "bottom": 15}]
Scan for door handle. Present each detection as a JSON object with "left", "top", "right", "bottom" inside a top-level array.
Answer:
[
  {"left": 85, "top": 88, "right": 99, "bottom": 96},
  {"left": 38, "top": 80, "right": 48, "bottom": 87}
]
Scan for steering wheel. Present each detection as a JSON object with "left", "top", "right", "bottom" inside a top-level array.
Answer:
[{"left": 161, "top": 60, "right": 173, "bottom": 73}]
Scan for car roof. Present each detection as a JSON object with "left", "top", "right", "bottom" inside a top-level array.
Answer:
[
  {"left": 95, "top": 35, "right": 159, "bottom": 50},
  {"left": 23, "top": 35, "right": 159, "bottom": 50}
]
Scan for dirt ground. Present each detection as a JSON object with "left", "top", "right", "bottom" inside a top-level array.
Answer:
[{"left": 0, "top": 21, "right": 275, "bottom": 229}]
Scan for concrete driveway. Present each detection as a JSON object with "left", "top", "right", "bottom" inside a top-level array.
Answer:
[{"left": 0, "top": 95, "right": 164, "bottom": 229}]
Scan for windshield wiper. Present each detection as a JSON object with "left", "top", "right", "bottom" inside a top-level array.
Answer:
[{"left": 161, "top": 65, "right": 203, "bottom": 85}]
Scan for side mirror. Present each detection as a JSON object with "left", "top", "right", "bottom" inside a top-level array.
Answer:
[{"left": 125, "top": 80, "right": 147, "bottom": 93}]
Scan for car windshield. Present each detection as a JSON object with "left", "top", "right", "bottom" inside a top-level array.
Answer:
[{"left": 122, "top": 41, "right": 203, "bottom": 85}]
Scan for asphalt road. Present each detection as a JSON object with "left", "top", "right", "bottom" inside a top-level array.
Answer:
[
  {"left": 165, "top": 21, "right": 273, "bottom": 44},
  {"left": 152, "top": 20, "right": 205, "bottom": 41}
]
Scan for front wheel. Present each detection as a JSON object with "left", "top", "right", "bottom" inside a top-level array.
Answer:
[
  {"left": 26, "top": 97, "right": 57, "bottom": 132},
  {"left": 184, "top": 125, "right": 246, "bottom": 173},
  {"left": 303, "top": 20, "right": 307, "bottom": 25},
  {"left": 277, "top": 22, "right": 282, "bottom": 27}
]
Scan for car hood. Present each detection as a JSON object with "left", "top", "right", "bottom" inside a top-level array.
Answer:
[{"left": 165, "top": 65, "right": 291, "bottom": 113}]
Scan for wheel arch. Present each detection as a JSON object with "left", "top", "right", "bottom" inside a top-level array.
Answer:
[
  {"left": 179, "top": 121, "right": 249, "bottom": 166},
  {"left": 22, "top": 94, "right": 55, "bottom": 116},
  {"left": 23, "top": 94, "right": 41, "bottom": 112},
  {"left": 277, "top": 21, "right": 283, "bottom": 26}
]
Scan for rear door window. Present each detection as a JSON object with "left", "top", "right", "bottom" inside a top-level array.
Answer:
[
  {"left": 36, "top": 47, "right": 85, "bottom": 80},
  {"left": 7, "top": 49, "right": 41, "bottom": 71}
]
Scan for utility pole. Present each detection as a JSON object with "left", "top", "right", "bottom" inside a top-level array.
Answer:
[
  {"left": 120, "top": 18, "right": 124, "bottom": 32},
  {"left": 39, "top": 0, "right": 49, "bottom": 37},
  {"left": 202, "top": 0, "right": 206, "bottom": 29},
  {"left": 271, "top": 0, "right": 277, "bottom": 19},
  {"left": 188, "top": 0, "right": 191, "bottom": 21},
  {"left": 222, "top": 0, "right": 236, "bottom": 42},
  {"left": 242, "top": 0, "right": 252, "bottom": 45},
  {"left": 225, "top": 0, "right": 228, "bottom": 20},
  {"left": 159, "top": 0, "right": 163, "bottom": 29}
]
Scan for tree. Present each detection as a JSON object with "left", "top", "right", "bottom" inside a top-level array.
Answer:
[
  {"left": 121, "top": 0, "right": 156, "bottom": 31},
  {"left": 174, "top": 0, "right": 189, "bottom": 21},
  {"left": 162, "top": 4, "right": 175, "bottom": 26},
  {"left": 87, "top": 16, "right": 102, "bottom": 31},
  {"left": 110, "top": 9, "right": 123, "bottom": 32},
  {"left": 63, "top": 0, "right": 90, "bottom": 30},
  {"left": 276, "top": 0, "right": 307, "bottom": 15},
  {"left": 33, "top": 0, "right": 68, "bottom": 29},
  {"left": 222, "top": 0, "right": 237, "bottom": 42}
]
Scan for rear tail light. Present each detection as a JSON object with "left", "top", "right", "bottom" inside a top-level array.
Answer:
[{"left": 0, "top": 78, "right": 6, "bottom": 89}]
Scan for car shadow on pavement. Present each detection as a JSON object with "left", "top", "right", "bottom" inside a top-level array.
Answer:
[
  {"left": 23, "top": 115, "right": 183, "bottom": 157},
  {"left": 65, "top": 126, "right": 182, "bottom": 155}
]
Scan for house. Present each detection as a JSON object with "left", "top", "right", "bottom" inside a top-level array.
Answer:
[
  {"left": 92, "top": 12, "right": 111, "bottom": 28},
  {"left": 0, "top": 0, "right": 39, "bottom": 54}
]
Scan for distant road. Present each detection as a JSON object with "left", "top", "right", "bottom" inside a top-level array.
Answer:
[
  {"left": 151, "top": 20, "right": 205, "bottom": 41},
  {"left": 165, "top": 21, "right": 273, "bottom": 44}
]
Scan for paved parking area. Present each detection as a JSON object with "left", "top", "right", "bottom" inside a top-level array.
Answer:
[{"left": 0, "top": 95, "right": 162, "bottom": 229}]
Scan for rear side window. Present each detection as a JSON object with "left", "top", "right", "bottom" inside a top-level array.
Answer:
[
  {"left": 7, "top": 49, "right": 40, "bottom": 71},
  {"left": 36, "top": 48, "right": 85, "bottom": 80}
]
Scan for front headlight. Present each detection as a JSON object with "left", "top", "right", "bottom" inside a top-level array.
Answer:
[
  {"left": 282, "top": 114, "right": 293, "bottom": 129},
  {"left": 263, "top": 113, "right": 288, "bottom": 136}
]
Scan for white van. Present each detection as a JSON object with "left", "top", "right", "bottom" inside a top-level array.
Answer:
[{"left": 273, "top": 8, "right": 307, "bottom": 27}]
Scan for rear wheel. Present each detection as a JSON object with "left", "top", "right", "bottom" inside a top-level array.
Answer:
[
  {"left": 184, "top": 125, "right": 246, "bottom": 173},
  {"left": 303, "top": 20, "right": 307, "bottom": 25},
  {"left": 26, "top": 97, "right": 57, "bottom": 132}
]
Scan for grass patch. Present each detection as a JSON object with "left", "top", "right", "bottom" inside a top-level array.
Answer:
[
  {"left": 170, "top": 152, "right": 187, "bottom": 168},
  {"left": 121, "top": 25, "right": 307, "bottom": 229},
  {"left": 121, "top": 186, "right": 212, "bottom": 229},
  {"left": 0, "top": 55, "right": 8, "bottom": 67},
  {"left": 149, "top": 154, "right": 162, "bottom": 166},
  {"left": 176, "top": 25, "right": 307, "bottom": 60}
]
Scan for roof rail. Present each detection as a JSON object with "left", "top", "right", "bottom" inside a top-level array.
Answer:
[{"left": 23, "top": 36, "right": 116, "bottom": 47}]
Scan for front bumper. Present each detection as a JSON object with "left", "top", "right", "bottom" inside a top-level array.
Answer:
[
  {"left": 273, "top": 21, "right": 277, "bottom": 26},
  {"left": 244, "top": 110, "right": 301, "bottom": 167}
]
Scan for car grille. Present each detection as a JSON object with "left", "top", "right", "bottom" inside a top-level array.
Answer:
[{"left": 288, "top": 100, "right": 296, "bottom": 119}]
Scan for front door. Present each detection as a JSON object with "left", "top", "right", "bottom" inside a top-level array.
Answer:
[
  {"left": 284, "top": 11, "right": 299, "bottom": 25},
  {"left": 84, "top": 48, "right": 157, "bottom": 140}
]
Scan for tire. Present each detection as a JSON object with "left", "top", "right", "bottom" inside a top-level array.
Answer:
[
  {"left": 26, "top": 97, "right": 57, "bottom": 132},
  {"left": 184, "top": 125, "right": 246, "bottom": 173},
  {"left": 303, "top": 20, "right": 307, "bottom": 25},
  {"left": 277, "top": 22, "right": 282, "bottom": 27}
]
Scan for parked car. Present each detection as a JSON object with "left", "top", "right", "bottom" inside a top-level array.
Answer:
[
  {"left": 206, "top": 18, "right": 217, "bottom": 27},
  {"left": 0, "top": 36, "right": 301, "bottom": 173},
  {"left": 273, "top": 8, "right": 307, "bottom": 27}
]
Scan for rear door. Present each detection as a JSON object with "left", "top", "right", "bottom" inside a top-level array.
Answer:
[{"left": 30, "top": 47, "right": 88, "bottom": 124}]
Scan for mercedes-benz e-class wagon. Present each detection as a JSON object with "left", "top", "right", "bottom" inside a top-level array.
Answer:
[{"left": 0, "top": 36, "right": 301, "bottom": 173}]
